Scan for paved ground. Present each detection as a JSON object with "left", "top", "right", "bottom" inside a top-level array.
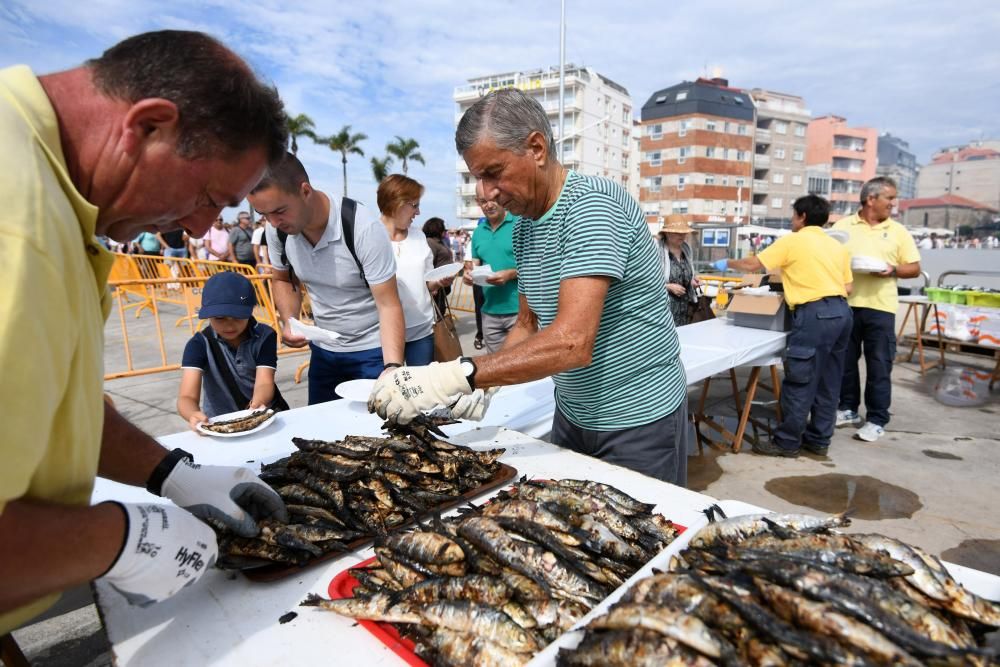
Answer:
[{"left": 9, "top": 299, "right": 1000, "bottom": 665}]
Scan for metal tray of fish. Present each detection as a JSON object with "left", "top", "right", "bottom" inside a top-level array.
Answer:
[{"left": 241, "top": 463, "right": 518, "bottom": 582}]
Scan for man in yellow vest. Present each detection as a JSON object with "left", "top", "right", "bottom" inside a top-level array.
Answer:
[
  {"left": 714, "top": 195, "right": 853, "bottom": 456},
  {"left": 832, "top": 177, "right": 921, "bottom": 442}
]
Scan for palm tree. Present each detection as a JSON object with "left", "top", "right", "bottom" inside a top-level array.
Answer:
[
  {"left": 371, "top": 155, "right": 393, "bottom": 183},
  {"left": 324, "top": 126, "right": 367, "bottom": 197},
  {"left": 385, "top": 136, "right": 425, "bottom": 175},
  {"left": 285, "top": 113, "right": 318, "bottom": 155}
]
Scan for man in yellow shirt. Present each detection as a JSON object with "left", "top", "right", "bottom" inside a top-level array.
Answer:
[
  {"left": 715, "top": 195, "right": 853, "bottom": 457},
  {"left": 832, "top": 177, "right": 921, "bottom": 442},
  {"left": 0, "top": 31, "right": 289, "bottom": 634}
]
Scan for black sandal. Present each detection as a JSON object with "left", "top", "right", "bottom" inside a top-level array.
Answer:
[{"left": 473, "top": 338, "right": 484, "bottom": 350}]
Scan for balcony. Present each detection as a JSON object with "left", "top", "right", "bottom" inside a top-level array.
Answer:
[
  {"left": 457, "top": 204, "right": 483, "bottom": 219},
  {"left": 751, "top": 204, "right": 768, "bottom": 216},
  {"left": 456, "top": 158, "right": 470, "bottom": 172},
  {"left": 754, "top": 154, "right": 770, "bottom": 168},
  {"left": 753, "top": 179, "right": 769, "bottom": 193},
  {"left": 755, "top": 128, "right": 772, "bottom": 144},
  {"left": 457, "top": 183, "right": 477, "bottom": 196}
]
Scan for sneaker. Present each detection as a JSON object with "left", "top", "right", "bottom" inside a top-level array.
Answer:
[
  {"left": 752, "top": 440, "right": 799, "bottom": 458},
  {"left": 855, "top": 422, "right": 885, "bottom": 442},
  {"left": 802, "top": 442, "right": 830, "bottom": 456},
  {"left": 835, "top": 410, "right": 862, "bottom": 428}
]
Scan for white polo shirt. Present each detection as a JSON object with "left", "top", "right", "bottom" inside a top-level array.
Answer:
[{"left": 266, "top": 195, "right": 396, "bottom": 352}]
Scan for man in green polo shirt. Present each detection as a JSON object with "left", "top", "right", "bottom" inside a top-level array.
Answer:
[
  {"left": 466, "top": 194, "right": 519, "bottom": 353},
  {"left": 370, "top": 88, "right": 689, "bottom": 487}
]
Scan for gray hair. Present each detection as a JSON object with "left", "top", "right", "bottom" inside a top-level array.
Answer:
[
  {"left": 455, "top": 88, "right": 556, "bottom": 157},
  {"left": 860, "top": 176, "right": 897, "bottom": 205}
]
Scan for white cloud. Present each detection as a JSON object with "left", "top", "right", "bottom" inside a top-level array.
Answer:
[{"left": 3, "top": 0, "right": 1000, "bottom": 219}]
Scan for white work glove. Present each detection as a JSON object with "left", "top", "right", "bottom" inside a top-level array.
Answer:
[
  {"left": 161, "top": 459, "right": 288, "bottom": 537},
  {"left": 100, "top": 502, "right": 218, "bottom": 607},
  {"left": 448, "top": 387, "right": 499, "bottom": 421},
  {"left": 368, "top": 360, "right": 472, "bottom": 424}
]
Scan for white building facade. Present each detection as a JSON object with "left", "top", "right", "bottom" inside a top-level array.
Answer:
[{"left": 453, "top": 65, "right": 634, "bottom": 221}]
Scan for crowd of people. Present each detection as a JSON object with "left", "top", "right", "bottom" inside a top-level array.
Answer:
[{"left": 0, "top": 27, "right": 935, "bottom": 636}]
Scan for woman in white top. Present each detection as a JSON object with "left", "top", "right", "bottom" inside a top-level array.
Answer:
[{"left": 377, "top": 174, "right": 453, "bottom": 365}]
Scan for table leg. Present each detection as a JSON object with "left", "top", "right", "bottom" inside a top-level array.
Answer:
[
  {"left": 694, "top": 376, "right": 712, "bottom": 454},
  {"left": 914, "top": 303, "right": 927, "bottom": 373},
  {"left": 930, "top": 304, "right": 945, "bottom": 370},
  {"left": 732, "top": 367, "right": 761, "bottom": 453},
  {"left": 728, "top": 368, "right": 742, "bottom": 418}
]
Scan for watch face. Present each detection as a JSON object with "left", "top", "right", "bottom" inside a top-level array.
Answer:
[{"left": 461, "top": 360, "right": 475, "bottom": 376}]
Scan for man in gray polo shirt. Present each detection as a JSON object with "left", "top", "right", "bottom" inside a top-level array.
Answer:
[
  {"left": 250, "top": 152, "right": 405, "bottom": 404},
  {"left": 228, "top": 211, "right": 256, "bottom": 266}
]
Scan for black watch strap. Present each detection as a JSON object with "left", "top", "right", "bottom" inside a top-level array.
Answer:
[
  {"left": 146, "top": 448, "right": 194, "bottom": 496},
  {"left": 460, "top": 356, "right": 478, "bottom": 390}
]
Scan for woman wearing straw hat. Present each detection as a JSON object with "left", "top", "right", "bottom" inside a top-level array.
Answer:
[{"left": 658, "top": 214, "right": 699, "bottom": 326}]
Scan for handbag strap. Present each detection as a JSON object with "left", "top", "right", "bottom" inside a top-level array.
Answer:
[{"left": 205, "top": 328, "right": 251, "bottom": 410}]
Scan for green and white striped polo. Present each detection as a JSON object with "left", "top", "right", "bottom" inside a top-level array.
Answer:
[{"left": 513, "top": 170, "right": 686, "bottom": 430}]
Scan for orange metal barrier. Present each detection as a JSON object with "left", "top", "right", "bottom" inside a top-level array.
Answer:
[{"left": 105, "top": 272, "right": 307, "bottom": 381}]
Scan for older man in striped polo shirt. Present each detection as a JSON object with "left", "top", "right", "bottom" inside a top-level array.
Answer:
[{"left": 370, "top": 88, "right": 689, "bottom": 487}]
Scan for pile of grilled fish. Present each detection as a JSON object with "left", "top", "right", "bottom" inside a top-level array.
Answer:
[
  {"left": 301, "top": 478, "right": 680, "bottom": 666},
  {"left": 560, "top": 506, "right": 1000, "bottom": 666},
  {"left": 200, "top": 408, "right": 275, "bottom": 434},
  {"left": 217, "top": 421, "right": 505, "bottom": 568}
]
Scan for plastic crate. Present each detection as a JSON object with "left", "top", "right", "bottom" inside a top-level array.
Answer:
[
  {"left": 965, "top": 291, "right": 1000, "bottom": 308},
  {"left": 924, "top": 287, "right": 950, "bottom": 304}
]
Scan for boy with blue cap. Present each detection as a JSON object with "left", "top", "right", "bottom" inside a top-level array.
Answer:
[{"left": 178, "top": 272, "right": 282, "bottom": 431}]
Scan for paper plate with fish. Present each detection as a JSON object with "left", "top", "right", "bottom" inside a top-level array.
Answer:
[{"left": 197, "top": 408, "right": 277, "bottom": 438}]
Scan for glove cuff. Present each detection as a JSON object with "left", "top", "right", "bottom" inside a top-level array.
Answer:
[
  {"left": 147, "top": 448, "right": 194, "bottom": 496},
  {"left": 99, "top": 501, "right": 130, "bottom": 577}
]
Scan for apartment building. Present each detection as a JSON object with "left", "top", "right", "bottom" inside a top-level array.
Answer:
[
  {"left": 806, "top": 115, "right": 878, "bottom": 219},
  {"left": 748, "top": 89, "right": 810, "bottom": 227},
  {"left": 453, "top": 65, "right": 633, "bottom": 221},
  {"left": 876, "top": 133, "right": 918, "bottom": 199},
  {"left": 917, "top": 141, "right": 1000, "bottom": 211},
  {"left": 638, "top": 77, "right": 755, "bottom": 227}
]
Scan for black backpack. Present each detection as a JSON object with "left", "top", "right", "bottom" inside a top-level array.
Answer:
[{"left": 270, "top": 197, "right": 366, "bottom": 291}]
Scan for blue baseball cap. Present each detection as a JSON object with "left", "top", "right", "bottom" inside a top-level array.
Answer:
[{"left": 199, "top": 272, "right": 256, "bottom": 319}]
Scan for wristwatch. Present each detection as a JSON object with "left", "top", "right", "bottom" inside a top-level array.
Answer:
[{"left": 459, "top": 356, "right": 477, "bottom": 390}]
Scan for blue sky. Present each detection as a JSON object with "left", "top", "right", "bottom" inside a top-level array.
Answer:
[{"left": 3, "top": 0, "right": 999, "bottom": 223}]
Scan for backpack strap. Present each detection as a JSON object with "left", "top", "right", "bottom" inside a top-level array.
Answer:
[
  {"left": 340, "top": 196, "right": 368, "bottom": 287},
  {"left": 267, "top": 225, "right": 300, "bottom": 291}
]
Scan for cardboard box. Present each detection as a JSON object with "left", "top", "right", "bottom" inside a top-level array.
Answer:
[{"left": 727, "top": 292, "right": 791, "bottom": 332}]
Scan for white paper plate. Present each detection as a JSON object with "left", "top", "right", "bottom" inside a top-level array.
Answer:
[
  {"left": 424, "top": 262, "right": 463, "bottom": 282},
  {"left": 825, "top": 229, "right": 850, "bottom": 244},
  {"left": 851, "top": 255, "right": 889, "bottom": 273},
  {"left": 471, "top": 264, "right": 496, "bottom": 286},
  {"left": 197, "top": 409, "right": 276, "bottom": 438},
  {"left": 289, "top": 318, "right": 342, "bottom": 346},
  {"left": 335, "top": 378, "right": 376, "bottom": 402}
]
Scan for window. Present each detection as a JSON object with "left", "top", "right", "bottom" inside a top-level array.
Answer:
[
  {"left": 705, "top": 174, "right": 716, "bottom": 185},
  {"left": 772, "top": 173, "right": 784, "bottom": 184},
  {"left": 706, "top": 120, "right": 717, "bottom": 132},
  {"left": 678, "top": 119, "right": 692, "bottom": 137},
  {"left": 735, "top": 178, "right": 746, "bottom": 187},
  {"left": 677, "top": 175, "right": 686, "bottom": 191},
  {"left": 672, "top": 200, "right": 689, "bottom": 214},
  {"left": 724, "top": 122, "right": 733, "bottom": 133},
  {"left": 649, "top": 123, "right": 662, "bottom": 138},
  {"left": 774, "top": 148, "right": 786, "bottom": 159},
  {"left": 736, "top": 150, "right": 748, "bottom": 161},
  {"left": 649, "top": 151, "right": 662, "bottom": 166},
  {"left": 643, "top": 203, "right": 659, "bottom": 215},
  {"left": 794, "top": 124, "right": 806, "bottom": 137},
  {"left": 738, "top": 124, "right": 748, "bottom": 136},
  {"left": 676, "top": 90, "right": 688, "bottom": 101},
  {"left": 655, "top": 95, "right": 668, "bottom": 104},
  {"left": 793, "top": 149, "right": 804, "bottom": 161},
  {"left": 678, "top": 147, "right": 692, "bottom": 158},
  {"left": 774, "top": 121, "right": 788, "bottom": 135},
  {"left": 772, "top": 197, "right": 783, "bottom": 209},
  {"left": 722, "top": 176, "right": 730, "bottom": 186},
  {"left": 706, "top": 146, "right": 716, "bottom": 158},
  {"left": 791, "top": 174, "right": 803, "bottom": 186},
  {"left": 650, "top": 176, "right": 662, "bottom": 192}
]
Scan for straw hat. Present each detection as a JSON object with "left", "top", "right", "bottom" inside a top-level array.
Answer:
[{"left": 660, "top": 214, "right": 695, "bottom": 234}]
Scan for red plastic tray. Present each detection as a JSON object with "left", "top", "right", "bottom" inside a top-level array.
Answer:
[{"left": 327, "top": 521, "right": 687, "bottom": 666}]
